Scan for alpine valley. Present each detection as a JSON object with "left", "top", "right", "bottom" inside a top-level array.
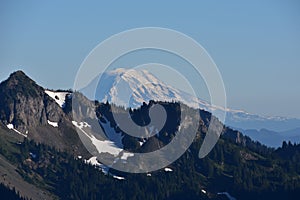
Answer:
[{"left": 0, "top": 70, "right": 300, "bottom": 200}]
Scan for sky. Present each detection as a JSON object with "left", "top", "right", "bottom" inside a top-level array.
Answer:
[{"left": 0, "top": 0, "right": 300, "bottom": 118}]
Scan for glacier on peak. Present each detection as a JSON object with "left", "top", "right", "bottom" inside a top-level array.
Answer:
[{"left": 79, "top": 68, "right": 300, "bottom": 134}]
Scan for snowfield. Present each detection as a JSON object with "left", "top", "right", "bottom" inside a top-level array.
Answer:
[
  {"left": 45, "top": 90, "right": 70, "bottom": 108},
  {"left": 72, "top": 120, "right": 122, "bottom": 156},
  {"left": 47, "top": 120, "right": 58, "bottom": 127},
  {"left": 72, "top": 121, "right": 134, "bottom": 159}
]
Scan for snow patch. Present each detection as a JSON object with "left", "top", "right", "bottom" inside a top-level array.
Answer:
[
  {"left": 47, "top": 120, "right": 58, "bottom": 127},
  {"left": 138, "top": 138, "right": 147, "bottom": 147},
  {"left": 164, "top": 167, "right": 173, "bottom": 172},
  {"left": 45, "top": 90, "right": 70, "bottom": 108},
  {"left": 73, "top": 120, "right": 135, "bottom": 177},
  {"left": 6, "top": 123, "right": 27, "bottom": 137},
  {"left": 120, "top": 152, "right": 134, "bottom": 160},
  {"left": 113, "top": 175, "right": 125, "bottom": 180},
  {"left": 72, "top": 121, "right": 133, "bottom": 159},
  {"left": 138, "top": 141, "right": 144, "bottom": 146},
  {"left": 7, "top": 124, "right": 14, "bottom": 129},
  {"left": 72, "top": 121, "right": 122, "bottom": 156},
  {"left": 91, "top": 137, "right": 123, "bottom": 156},
  {"left": 86, "top": 156, "right": 101, "bottom": 167},
  {"left": 72, "top": 121, "right": 91, "bottom": 129},
  {"left": 85, "top": 156, "right": 109, "bottom": 175}
]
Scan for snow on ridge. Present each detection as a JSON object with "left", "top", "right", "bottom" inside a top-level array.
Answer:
[
  {"left": 7, "top": 124, "right": 14, "bottom": 129},
  {"left": 85, "top": 156, "right": 127, "bottom": 179},
  {"left": 6, "top": 123, "right": 28, "bottom": 137},
  {"left": 45, "top": 90, "right": 70, "bottom": 108},
  {"left": 47, "top": 120, "right": 58, "bottom": 127},
  {"left": 85, "top": 156, "right": 109, "bottom": 175}
]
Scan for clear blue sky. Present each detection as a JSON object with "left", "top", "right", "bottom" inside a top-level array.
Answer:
[{"left": 1, "top": 0, "right": 300, "bottom": 118}]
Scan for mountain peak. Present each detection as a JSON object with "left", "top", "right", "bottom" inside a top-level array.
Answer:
[
  {"left": 95, "top": 68, "right": 205, "bottom": 109},
  {"left": 10, "top": 70, "right": 27, "bottom": 77},
  {"left": 0, "top": 70, "right": 43, "bottom": 97},
  {"left": 7, "top": 70, "right": 30, "bottom": 83},
  {"left": 106, "top": 68, "right": 153, "bottom": 78},
  {"left": 0, "top": 70, "right": 69, "bottom": 140}
]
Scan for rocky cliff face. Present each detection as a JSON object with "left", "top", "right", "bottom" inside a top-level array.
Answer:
[
  {"left": 0, "top": 71, "right": 89, "bottom": 155},
  {"left": 0, "top": 71, "right": 65, "bottom": 132}
]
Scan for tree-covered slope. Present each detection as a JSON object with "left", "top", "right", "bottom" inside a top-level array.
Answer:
[{"left": 0, "top": 101, "right": 299, "bottom": 200}]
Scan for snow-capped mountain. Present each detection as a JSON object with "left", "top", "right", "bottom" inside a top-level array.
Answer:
[
  {"left": 95, "top": 68, "right": 211, "bottom": 110},
  {"left": 2, "top": 71, "right": 298, "bottom": 200},
  {"left": 87, "top": 68, "right": 300, "bottom": 135}
]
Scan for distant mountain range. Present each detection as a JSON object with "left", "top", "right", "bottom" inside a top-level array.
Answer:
[
  {"left": 237, "top": 127, "right": 300, "bottom": 147},
  {"left": 81, "top": 68, "right": 300, "bottom": 147},
  {"left": 0, "top": 69, "right": 299, "bottom": 148},
  {"left": 0, "top": 70, "right": 299, "bottom": 199},
  {"left": 0, "top": 70, "right": 300, "bottom": 200}
]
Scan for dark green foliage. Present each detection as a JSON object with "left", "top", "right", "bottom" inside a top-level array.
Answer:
[{"left": 10, "top": 136, "right": 300, "bottom": 200}]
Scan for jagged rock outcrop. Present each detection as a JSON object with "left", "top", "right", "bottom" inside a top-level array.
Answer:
[
  {"left": 0, "top": 71, "right": 65, "bottom": 131},
  {"left": 0, "top": 71, "right": 89, "bottom": 155}
]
